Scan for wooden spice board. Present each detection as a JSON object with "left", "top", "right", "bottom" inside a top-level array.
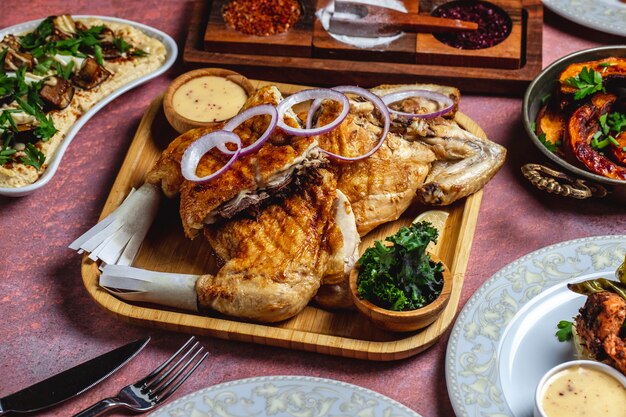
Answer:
[
  {"left": 183, "top": 0, "right": 543, "bottom": 95},
  {"left": 81, "top": 79, "right": 484, "bottom": 361}
]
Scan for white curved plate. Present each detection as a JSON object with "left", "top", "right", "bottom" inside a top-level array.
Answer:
[
  {"left": 0, "top": 16, "right": 177, "bottom": 197},
  {"left": 147, "top": 376, "right": 423, "bottom": 417},
  {"left": 445, "top": 235, "right": 626, "bottom": 417},
  {"left": 543, "top": 0, "right": 626, "bottom": 37}
]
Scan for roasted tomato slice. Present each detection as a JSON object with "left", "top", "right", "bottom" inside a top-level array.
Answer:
[{"left": 567, "top": 92, "right": 626, "bottom": 180}]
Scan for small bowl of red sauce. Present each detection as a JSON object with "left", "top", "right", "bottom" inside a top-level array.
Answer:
[{"left": 431, "top": 0, "right": 512, "bottom": 50}]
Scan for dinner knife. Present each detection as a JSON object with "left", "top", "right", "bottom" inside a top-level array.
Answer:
[{"left": 0, "top": 337, "right": 149, "bottom": 415}]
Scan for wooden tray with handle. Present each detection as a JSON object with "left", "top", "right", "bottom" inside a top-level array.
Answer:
[{"left": 81, "top": 79, "right": 483, "bottom": 361}]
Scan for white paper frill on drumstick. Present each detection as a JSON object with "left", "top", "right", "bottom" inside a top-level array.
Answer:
[
  {"left": 68, "top": 182, "right": 202, "bottom": 311},
  {"left": 99, "top": 265, "right": 200, "bottom": 312},
  {"left": 69, "top": 183, "right": 161, "bottom": 266}
]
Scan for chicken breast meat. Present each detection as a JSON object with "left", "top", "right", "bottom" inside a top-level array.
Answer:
[
  {"left": 198, "top": 169, "right": 359, "bottom": 322},
  {"left": 314, "top": 98, "right": 436, "bottom": 236},
  {"left": 146, "top": 86, "right": 325, "bottom": 238},
  {"left": 575, "top": 291, "right": 626, "bottom": 375}
]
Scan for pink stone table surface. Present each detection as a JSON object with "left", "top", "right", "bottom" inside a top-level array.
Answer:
[{"left": 0, "top": 2, "right": 624, "bottom": 416}]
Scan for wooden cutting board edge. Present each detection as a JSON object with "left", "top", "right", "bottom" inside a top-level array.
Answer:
[{"left": 81, "top": 81, "right": 485, "bottom": 361}]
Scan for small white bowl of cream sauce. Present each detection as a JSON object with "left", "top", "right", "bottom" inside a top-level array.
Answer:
[
  {"left": 163, "top": 68, "right": 256, "bottom": 134},
  {"left": 534, "top": 360, "right": 626, "bottom": 417}
]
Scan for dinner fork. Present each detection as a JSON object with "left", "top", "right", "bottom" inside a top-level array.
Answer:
[{"left": 73, "top": 336, "right": 207, "bottom": 417}]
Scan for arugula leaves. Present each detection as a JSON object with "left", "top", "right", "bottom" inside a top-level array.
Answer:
[
  {"left": 564, "top": 66, "right": 606, "bottom": 100},
  {"left": 356, "top": 221, "right": 444, "bottom": 311},
  {"left": 556, "top": 320, "right": 573, "bottom": 342}
]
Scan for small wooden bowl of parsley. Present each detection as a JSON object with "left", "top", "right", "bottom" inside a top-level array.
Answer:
[{"left": 349, "top": 221, "right": 452, "bottom": 333}]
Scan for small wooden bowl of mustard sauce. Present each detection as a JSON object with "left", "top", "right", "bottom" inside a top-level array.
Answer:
[{"left": 163, "top": 68, "right": 256, "bottom": 134}]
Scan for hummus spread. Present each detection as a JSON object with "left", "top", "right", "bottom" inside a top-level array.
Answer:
[{"left": 0, "top": 17, "right": 167, "bottom": 188}]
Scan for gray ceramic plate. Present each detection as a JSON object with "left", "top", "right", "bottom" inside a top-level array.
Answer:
[
  {"left": 543, "top": 0, "right": 626, "bottom": 37},
  {"left": 522, "top": 46, "right": 626, "bottom": 194}
]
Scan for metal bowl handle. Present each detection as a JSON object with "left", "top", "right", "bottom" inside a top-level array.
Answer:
[{"left": 521, "top": 163, "right": 608, "bottom": 199}]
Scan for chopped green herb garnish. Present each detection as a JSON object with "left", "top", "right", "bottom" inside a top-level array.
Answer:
[
  {"left": 599, "top": 113, "right": 610, "bottom": 135},
  {"left": 130, "top": 48, "right": 148, "bottom": 57},
  {"left": 564, "top": 66, "right": 605, "bottom": 100},
  {"left": 113, "top": 36, "right": 132, "bottom": 53},
  {"left": 598, "top": 62, "right": 616, "bottom": 68},
  {"left": 54, "top": 60, "right": 74, "bottom": 80},
  {"left": 0, "top": 146, "right": 17, "bottom": 165},
  {"left": 530, "top": 121, "right": 536, "bottom": 132},
  {"left": 93, "top": 44, "right": 104, "bottom": 66},
  {"left": 556, "top": 320, "right": 573, "bottom": 342},
  {"left": 20, "top": 143, "right": 45, "bottom": 170},
  {"left": 541, "top": 93, "right": 552, "bottom": 106},
  {"left": 608, "top": 112, "right": 626, "bottom": 134},
  {"left": 356, "top": 221, "right": 444, "bottom": 311},
  {"left": 537, "top": 132, "right": 560, "bottom": 153},
  {"left": 33, "top": 58, "right": 54, "bottom": 76},
  {"left": 14, "top": 96, "right": 57, "bottom": 141}
]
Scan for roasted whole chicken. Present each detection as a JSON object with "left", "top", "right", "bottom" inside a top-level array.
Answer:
[{"left": 72, "top": 82, "right": 506, "bottom": 323}]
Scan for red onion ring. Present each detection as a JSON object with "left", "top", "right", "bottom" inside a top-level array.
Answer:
[
  {"left": 317, "top": 85, "right": 390, "bottom": 162},
  {"left": 381, "top": 89, "right": 454, "bottom": 120},
  {"left": 276, "top": 88, "right": 349, "bottom": 136},
  {"left": 222, "top": 104, "right": 278, "bottom": 155},
  {"left": 181, "top": 131, "right": 242, "bottom": 182}
]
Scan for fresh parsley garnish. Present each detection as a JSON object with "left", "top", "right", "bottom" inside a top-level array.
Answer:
[
  {"left": 356, "top": 221, "right": 444, "bottom": 311},
  {"left": 20, "top": 143, "right": 45, "bottom": 170},
  {"left": 540, "top": 93, "right": 552, "bottom": 106},
  {"left": 14, "top": 97, "right": 57, "bottom": 141},
  {"left": 556, "top": 320, "right": 573, "bottom": 342},
  {"left": 564, "top": 66, "right": 605, "bottom": 100},
  {"left": 538, "top": 132, "right": 560, "bottom": 153},
  {"left": 598, "top": 62, "right": 616, "bottom": 68}
]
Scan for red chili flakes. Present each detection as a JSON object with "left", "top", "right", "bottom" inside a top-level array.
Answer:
[
  {"left": 431, "top": 0, "right": 512, "bottom": 50},
  {"left": 222, "top": 0, "right": 302, "bottom": 36}
]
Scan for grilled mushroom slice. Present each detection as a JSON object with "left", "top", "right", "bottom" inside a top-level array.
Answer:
[
  {"left": 39, "top": 76, "right": 75, "bottom": 109},
  {"left": 0, "top": 34, "right": 21, "bottom": 51},
  {"left": 3, "top": 48, "right": 34, "bottom": 71},
  {"left": 72, "top": 57, "right": 111, "bottom": 90},
  {"left": 52, "top": 14, "right": 77, "bottom": 40}
]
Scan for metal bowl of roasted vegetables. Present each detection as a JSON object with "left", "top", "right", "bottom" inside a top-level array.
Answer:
[
  {"left": 348, "top": 221, "right": 452, "bottom": 333},
  {"left": 522, "top": 46, "right": 626, "bottom": 200}
]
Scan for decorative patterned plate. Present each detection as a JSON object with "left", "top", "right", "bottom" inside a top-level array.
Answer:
[
  {"left": 543, "top": 0, "right": 626, "bottom": 37},
  {"left": 147, "top": 376, "right": 422, "bottom": 417},
  {"left": 445, "top": 235, "right": 626, "bottom": 417}
]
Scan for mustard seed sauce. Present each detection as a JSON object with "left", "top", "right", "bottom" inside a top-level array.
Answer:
[
  {"left": 172, "top": 76, "right": 248, "bottom": 123},
  {"left": 541, "top": 365, "right": 626, "bottom": 417}
]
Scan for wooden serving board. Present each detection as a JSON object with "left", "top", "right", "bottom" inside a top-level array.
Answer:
[
  {"left": 183, "top": 0, "right": 543, "bottom": 95},
  {"left": 81, "top": 79, "right": 484, "bottom": 361}
]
